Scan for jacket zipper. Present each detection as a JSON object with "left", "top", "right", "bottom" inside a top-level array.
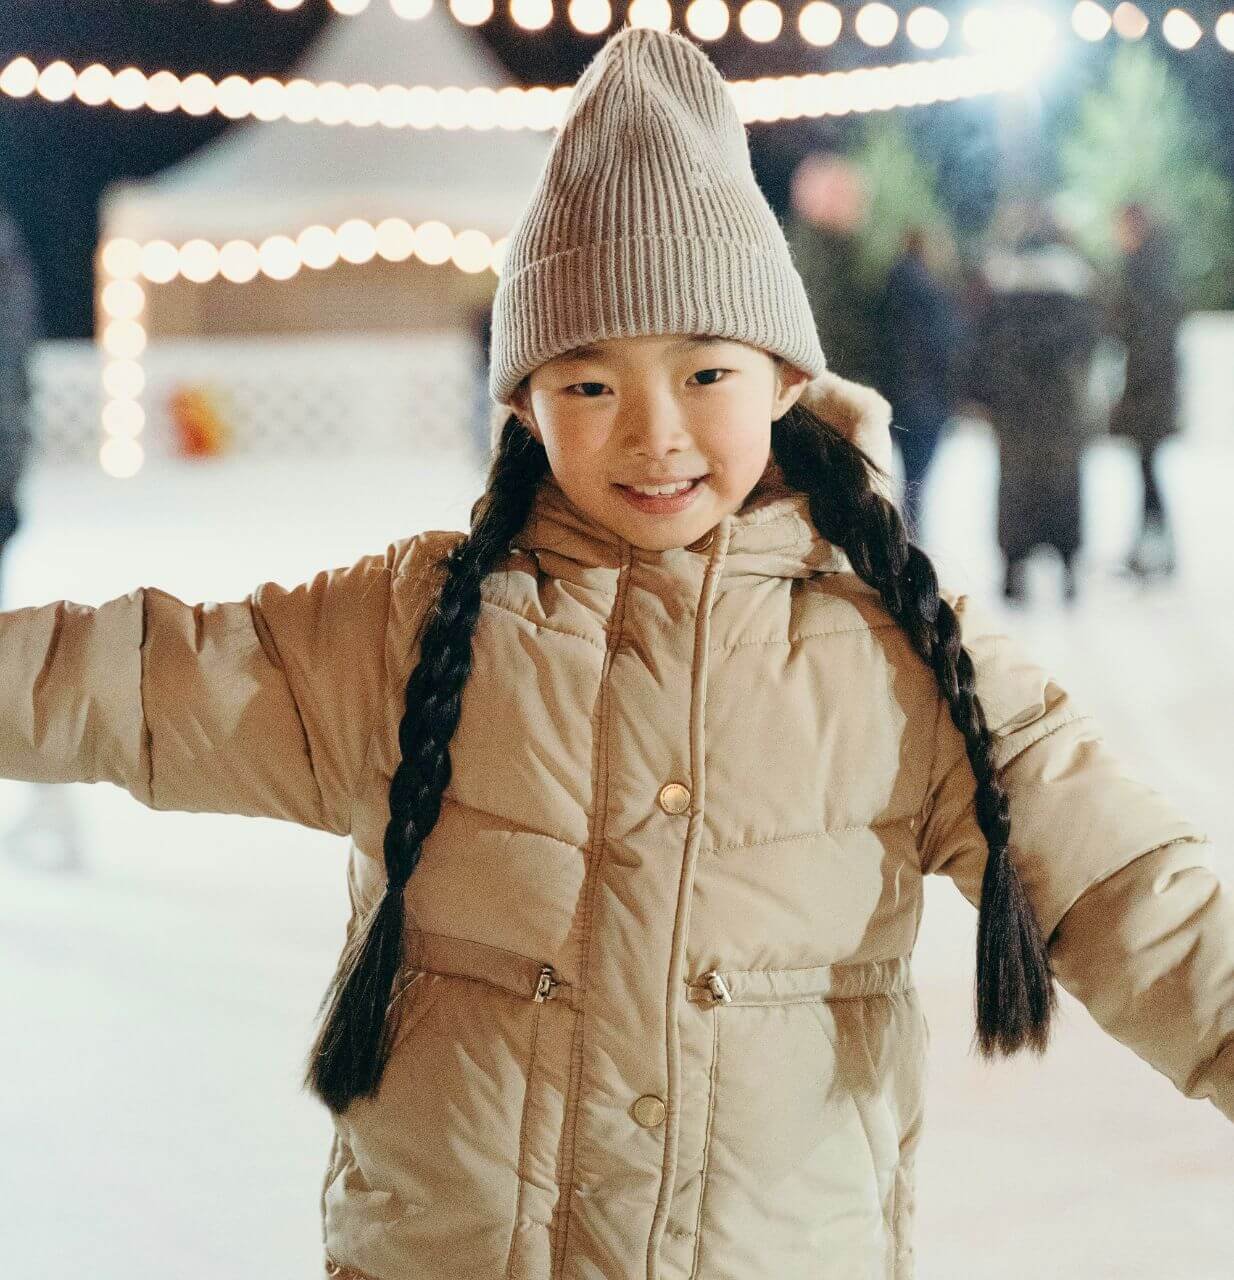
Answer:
[
  {"left": 533, "top": 964, "right": 561, "bottom": 1003},
  {"left": 695, "top": 969, "right": 733, "bottom": 1005}
]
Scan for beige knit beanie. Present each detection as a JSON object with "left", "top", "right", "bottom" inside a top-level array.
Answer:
[{"left": 487, "top": 23, "right": 826, "bottom": 440}]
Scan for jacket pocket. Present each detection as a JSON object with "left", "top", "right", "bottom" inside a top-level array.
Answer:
[{"left": 683, "top": 958, "right": 920, "bottom": 1280}]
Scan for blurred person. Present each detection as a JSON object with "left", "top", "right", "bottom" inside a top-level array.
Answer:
[
  {"left": 875, "top": 225, "right": 962, "bottom": 535},
  {"left": 1108, "top": 202, "right": 1183, "bottom": 578},
  {"left": 0, "top": 203, "right": 84, "bottom": 873},
  {"left": 1, "top": 31, "right": 1230, "bottom": 1278},
  {"left": 967, "top": 203, "right": 1102, "bottom": 605},
  {"left": 786, "top": 152, "right": 880, "bottom": 386}
]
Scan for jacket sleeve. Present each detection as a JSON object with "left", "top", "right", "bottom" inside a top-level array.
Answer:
[
  {"left": 0, "top": 545, "right": 407, "bottom": 834},
  {"left": 918, "top": 593, "right": 1233, "bottom": 1122}
]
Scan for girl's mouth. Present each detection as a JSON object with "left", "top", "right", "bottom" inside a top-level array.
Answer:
[{"left": 614, "top": 476, "right": 706, "bottom": 515}]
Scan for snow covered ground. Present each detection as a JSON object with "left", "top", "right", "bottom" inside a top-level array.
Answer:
[{"left": 1, "top": 422, "right": 1231, "bottom": 1278}]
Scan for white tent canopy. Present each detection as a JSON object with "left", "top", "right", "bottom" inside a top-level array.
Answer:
[{"left": 103, "top": 3, "right": 553, "bottom": 244}]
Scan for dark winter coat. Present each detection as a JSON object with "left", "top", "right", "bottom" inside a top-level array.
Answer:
[
  {"left": 0, "top": 208, "right": 38, "bottom": 548},
  {"left": 966, "top": 242, "right": 1102, "bottom": 560},
  {"left": 1107, "top": 230, "right": 1184, "bottom": 449},
  {"left": 875, "top": 249, "right": 960, "bottom": 426}
]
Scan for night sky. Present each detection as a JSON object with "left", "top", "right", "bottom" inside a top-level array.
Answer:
[{"left": 2, "top": 0, "right": 1231, "bottom": 337}]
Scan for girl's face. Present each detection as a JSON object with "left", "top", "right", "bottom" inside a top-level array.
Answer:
[{"left": 509, "top": 335, "right": 810, "bottom": 551}]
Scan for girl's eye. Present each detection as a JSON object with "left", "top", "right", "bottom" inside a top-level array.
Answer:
[{"left": 565, "top": 369, "right": 729, "bottom": 396}]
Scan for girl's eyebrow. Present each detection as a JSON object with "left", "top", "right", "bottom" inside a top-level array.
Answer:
[{"left": 554, "top": 336, "right": 729, "bottom": 364}]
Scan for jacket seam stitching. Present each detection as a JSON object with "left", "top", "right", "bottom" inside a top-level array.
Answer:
[
  {"left": 441, "top": 793, "right": 587, "bottom": 856},
  {"left": 712, "top": 620, "right": 899, "bottom": 653},
  {"left": 249, "top": 592, "right": 331, "bottom": 831},
  {"left": 552, "top": 545, "right": 633, "bottom": 1279},
  {"left": 705, "top": 817, "right": 911, "bottom": 856},
  {"left": 480, "top": 596, "right": 608, "bottom": 651},
  {"left": 994, "top": 708, "right": 1088, "bottom": 769},
  {"left": 687, "top": 1008, "right": 721, "bottom": 1277},
  {"left": 505, "top": 1000, "right": 545, "bottom": 1279},
  {"left": 351, "top": 562, "right": 396, "bottom": 837}
]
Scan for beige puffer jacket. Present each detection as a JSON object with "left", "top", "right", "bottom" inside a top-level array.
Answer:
[{"left": 2, "top": 460, "right": 1231, "bottom": 1280}]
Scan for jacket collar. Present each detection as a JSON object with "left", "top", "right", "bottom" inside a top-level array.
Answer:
[{"left": 513, "top": 458, "right": 851, "bottom": 581}]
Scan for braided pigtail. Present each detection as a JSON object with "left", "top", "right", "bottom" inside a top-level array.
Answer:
[
  {"left": 771, "top": 401, "right": 1057, "bottom": 1057},
  {"left": 306, "top": 415, "right": 549, "bottom": 1113}
]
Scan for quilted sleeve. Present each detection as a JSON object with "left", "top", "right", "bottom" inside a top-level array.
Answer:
[
  {"left": 918, "top": 593, "right": 1232, "bottom": 1121},
  {"left": 0, "top": 545, "right": 402, "bottom": 834}
]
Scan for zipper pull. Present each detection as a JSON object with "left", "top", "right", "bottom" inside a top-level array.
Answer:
[
  {"left": 533, "top": 965, "right": 559, "bottom": 1003},
  {"left": 702, "top": 970, "right": 732, "bottom": 1005}
]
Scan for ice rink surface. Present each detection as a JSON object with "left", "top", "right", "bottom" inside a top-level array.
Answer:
[{"left": 1, "top": 421, "right": 1231, "bottom": 1278}]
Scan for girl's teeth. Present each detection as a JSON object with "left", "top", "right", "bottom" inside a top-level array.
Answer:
[{"left": 629, "top": 480, "right": 693, "bottom": 496}]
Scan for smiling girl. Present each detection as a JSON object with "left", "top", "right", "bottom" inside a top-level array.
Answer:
[{"left": 1, "top": 24, "right": 1229, "bottom": 1280}]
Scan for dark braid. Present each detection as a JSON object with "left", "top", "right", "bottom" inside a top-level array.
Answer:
[
  {"left": 772, "top": 400, "right": 1057, "bottom": 1057},
  {"left": 306, "top": 414, "right": 549, "bottom": 1113}
]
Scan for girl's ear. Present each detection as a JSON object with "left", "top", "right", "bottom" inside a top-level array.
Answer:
[
  {"left": 772, "top": 362, "right": 812, "bottom": 419},
  {"left": 506, "top": 385, "right": 542, "bottom": 442}
]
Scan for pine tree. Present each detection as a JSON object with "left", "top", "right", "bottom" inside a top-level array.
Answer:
[
  {"left": 848, "top": 115, "right": 953, "bottom": 292},
  {"left": 1057, "top": 43, "right": 1234, "bottom": 309}
]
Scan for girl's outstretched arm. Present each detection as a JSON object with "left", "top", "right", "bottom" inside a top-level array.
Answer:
[
  {"left": 0, "top": 535, "right": 446, "bottom": 834},
  {"left": 918, "top": 593, "right": 1233, "bottom": 1121}
]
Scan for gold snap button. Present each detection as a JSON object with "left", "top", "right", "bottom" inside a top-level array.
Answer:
[
  {"left": 685, "top": 530, "right": 714, "bottom": 553},
  {"left": 657, "top": 782, "right": 691, "bottom": 815},
  {"left": 631, "top": 1094, "right": 667, "bottom": 1128}
]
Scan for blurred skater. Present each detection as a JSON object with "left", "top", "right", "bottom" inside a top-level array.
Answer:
[
  {"left": 1107, "top": 202, "right": 1183, "bottom": 579},
  {"left": 0, "top": 204, "right": 84, "bottom": 873},
  {"left": 875, "top": 226, "right": 961, "bottom": 535},
  {"left": 967, "top": 205, "right": 1101, "bottom": 605}
]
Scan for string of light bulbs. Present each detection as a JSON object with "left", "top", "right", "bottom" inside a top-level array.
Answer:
[
  {"left": 204, "top": 0, "right": 1234, "bottom": 56},
  {"left": 0, "top": 49, "right": 1017, "bottom": 131}
]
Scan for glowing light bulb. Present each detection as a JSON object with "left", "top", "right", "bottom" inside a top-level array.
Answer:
[
  {"left": 1072, "top": 1, "right": 1112, "bottom": 41},
  {"left": 219, "top": 240, "right": 261, "bottom": 283},
  {"left": 102, "top": 279, "right": 147, "bottom": 320},
  {"left": 1162, "top": 8, "right": 1202, "bottom": 47},
  {"left": 0, "top": 58, "right": 39, "bottom": 98},
  {"left": 569, "top": 0, "right": 612, "bottom": 33},
  {"left": 798, "top": 2, "right": 843, "bottom": 45},
  {"left": 179, "top": 239, "right": 220, "bottom": 284},
  {"left": 139, "top": 240, "right": 179, "bottom": 284},
  {"left": 451, "top": 228, "right": 494, "bottom": 274},
  {"left": 740, "top": 0, "right": 783, "bottom": 41},
  {"left": 1112, "top": 2, "right": 1149, "bottom": 38},
  {"left": 686, "top": 0, "right": 730, "bottom": 40},
  {"left": 511, "top": 0, "right": 553, "bottom": 28},
  {"left": 100, "top": 435, "right": 144, "bottom": 479},
  {"left": 855, "top": 3, "right": 899, "bottom": 46},
  {"left": 414, "top": 221, "right": 454, "bottom": 265},
  {"left": 101, "top": 238, "right": 142, "bottom": 280},
  {"left": 337, "top": 219, "right": 378, "bottom": 265},
  {"left": 906, "top": 6, "right": 949, "bottom": 47},
  {"left": 298, "top": 225, "right": 340, "bottom": 270},
  {"left": 376, "top": 218, "right": 417, "bottom": 262},
  {"left": 37, "top": 61, "right": 77, "bottom": 103},
  {"left": 258, "top": 235, "right": 301, "bottom": 280},
  {"left": 628, "top": 0, "right": 672, "bottom": 29}
]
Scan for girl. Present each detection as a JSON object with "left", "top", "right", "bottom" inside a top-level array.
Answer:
[{"left": 2, "top": 26, "right": 1230, "bottom": 1280}]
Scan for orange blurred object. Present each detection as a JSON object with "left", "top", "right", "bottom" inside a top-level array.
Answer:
[{"left": 169, "top": 385, "right": 231, "bottom": 458}]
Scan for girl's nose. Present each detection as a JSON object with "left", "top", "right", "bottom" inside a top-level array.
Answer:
[{"left": 621, "top": 406, "right": 692, "bottom": 457}]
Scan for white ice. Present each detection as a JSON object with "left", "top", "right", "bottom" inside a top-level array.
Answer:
[{"left": 1, "top": 422, "right": 1231, "bottom": 1278}]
